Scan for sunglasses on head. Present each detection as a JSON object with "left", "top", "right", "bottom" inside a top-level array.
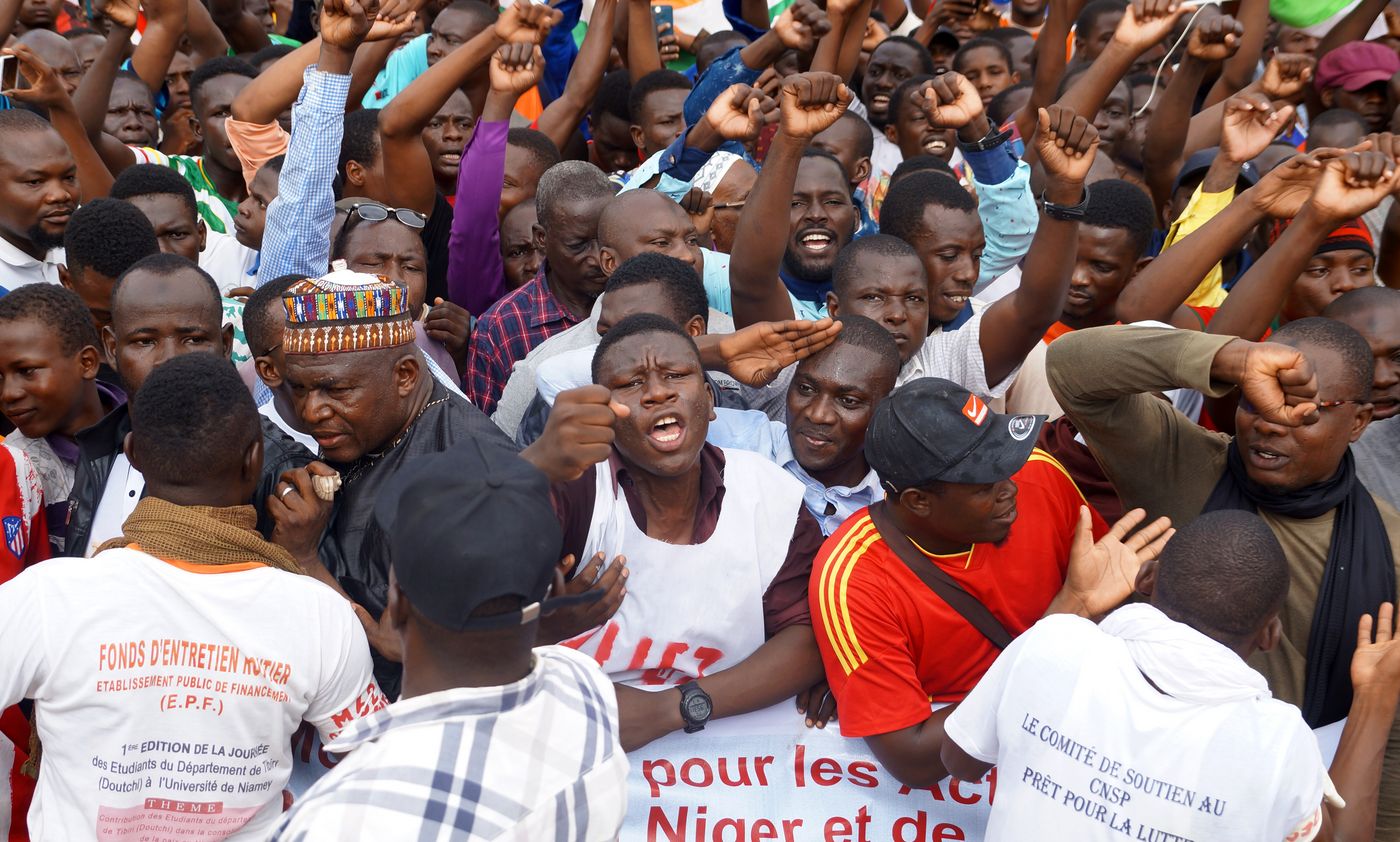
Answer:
[{"left": 343, "top": 202, "right": 427, "bottom": 230}]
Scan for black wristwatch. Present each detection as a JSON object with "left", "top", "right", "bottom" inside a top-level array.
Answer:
[
  {"left": 678, "top": 681, "right": 713, "bottom": 734},
  {"left": 958, "top": 125, "right": 1012, "bottom": 153},
  {"left": 1040, "top": 189, "right": 1089, "bottom": 222}
]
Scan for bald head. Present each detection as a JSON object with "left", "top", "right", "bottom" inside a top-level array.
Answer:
[
  {"left": 598, "top": 189, "right": 701, "bottom": 275},
  {"left": 1324, "top": 286, "right": 1400, "bottom": 326},
  {"left": 18, "top": 29, "right": 82, "bottom": 94}
]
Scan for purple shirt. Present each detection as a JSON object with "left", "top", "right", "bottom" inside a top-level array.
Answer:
[{"left": 446, "top": 120, "right": 509, "bottom": 317}]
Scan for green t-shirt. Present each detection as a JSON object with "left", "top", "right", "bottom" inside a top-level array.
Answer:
[{"left": 129, "top": 148, "right": 239, "bottom": 235}]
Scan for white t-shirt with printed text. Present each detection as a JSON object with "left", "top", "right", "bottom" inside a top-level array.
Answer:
[
  {"left": 944, "top": 614, "right": 1328, "bottom": 842},
  {"left": 0, "top": 547, "right": 385, "bottom": 841}
]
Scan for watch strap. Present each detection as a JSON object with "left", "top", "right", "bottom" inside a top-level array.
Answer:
[
  {"left": 678, "top": 680, "right": 712, "bottom": 734},
  {"left": 958, "top": 125, "right": 1012, "bottom": 153},
  {"left": 1040, "top": 189, "right": 1089, "bottom": 222}
]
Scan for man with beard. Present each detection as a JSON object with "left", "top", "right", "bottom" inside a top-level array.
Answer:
[
  {"left": 0, "top": 109, "right": 78, "bottom": 288},
  {"left": 467, "top": 160, "right": 616, "bottom": 414},
  {"left": 1326, "top": 287, "right": 1400, "bottom": 511},
  {"left": 810, "top": 376, "right": 1170, "bottom": 788},
  {"left": 552, "top": 313, "right": 830, "bottom": 748},
  {"left": 1048, "top": 318, "right": 1400, "bottom": 833}
]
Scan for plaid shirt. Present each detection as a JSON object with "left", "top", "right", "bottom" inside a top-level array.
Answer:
[
  {"left": 269, "top": 646, "right": 628, "bottom": 841},
  {"left": 259, "top": 66, "right": 350, "bottom": 286},
  {"left": 467, "top": 268, "right": 583, "bottom": 414}
]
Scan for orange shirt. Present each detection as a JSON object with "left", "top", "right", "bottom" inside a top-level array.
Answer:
[{"left": 811, "top": 450, "right": 1107, "bottom": 738}]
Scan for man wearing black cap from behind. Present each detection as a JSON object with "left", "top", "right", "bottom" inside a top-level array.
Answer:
[
  {"left": 270, "top": 440, "right": 628, "bottom": 839},
  {"left": 810, "top": 377, "right": 1172, "bottom": 789}
]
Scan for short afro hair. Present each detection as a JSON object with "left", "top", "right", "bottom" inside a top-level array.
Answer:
[
  {"left": 111, "top": 164, "right": 199, "bottom": 219},
  {"left": 1076, "top": 0, "right": 1127, "bottom": 35},
  {"left": 340, "top": 108, "right": 382, "bottom": 178},
  {"left": 507, "top": 127, "right": 563, "bottom": 175},
  {"left": 1154, "top": 510, "right": 1288, "bottom": 644},
  {"left": 0, "top": 108, "right": 57, "bottom": 138},
  {"left": 871, "top": 36, "right": 935, "bottom": 76},
  {"left": 1323, "top": 285, "right": 1400, "bottom": 323},
  {"left": 954, "top": 37, "right": 1014, "bottom": 74},
  {"left": 114, "top": 253, "right": 222, "bottom": 316},
  {"left": 1082, "top": 179, "right": 1156, "bottom": 259},
  {"left": 800, "top": 146, "right": 849, "bottom": 181},
  {"left": 536, "top": 161, "right": 616, "bottom": 228},
  {"left": 243, "top": 274, "right": 302, "bottom": 357},
  {"left": 889, "top": 154, "right": 956, "bottom": 188},
  {"left": 987, "top": 81, "right": 1032, "bottom": 126},
  {"left": 832, "top": 233, "right": 926, "bottom": 298},
  {"left": 604, "top": 253, "right": 708, "bottom": 328},
  {"left": 592, "top": 68, "right": 632, "bottom": 122},
  {"left": 592, "top": 312, "right": 700, "bottom": 384},
  {"left": 1271, "top": 316, "right": 1376, "bottom": 399},
  {"left": 880, "top": 171, "right": 976, "bottom": 244},
  {"left": 1306, "top": 109, "right": 1369, "bottom": 152},
  {"left": 0, "top": 283, "right": 102, "bottom": 355},
  {"left": 826, "top": 111, "right": 874, "bottom": 163},
  {"left": 817, "top": 314, "right": 901, "bottom": 385},
  {"left": 63, "top": 198, "right": 159, "bottom": 281},
  {"left": 130, "top": 353, "right": 260, "bottom": 487},
  {"left": 189, "top": 56, "right": 256, "bottom": 112},
  {"left": 627, "top": 69, "right": 692, "bottom": 123},
  {"left": 887, "top": 74, "right": 935, "bottom": 126}
]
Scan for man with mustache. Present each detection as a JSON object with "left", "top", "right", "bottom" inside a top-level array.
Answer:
[
  {"left": 1325, "top": 286, "right": 1400, "bottom": 511},
  {"left": 0, "top": 109, "right": 78, "bottom": 288}
]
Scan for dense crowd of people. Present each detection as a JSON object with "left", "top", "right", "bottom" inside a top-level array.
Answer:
[{"left": 0, "top": 0, "right": 1398, "bottom": 836}]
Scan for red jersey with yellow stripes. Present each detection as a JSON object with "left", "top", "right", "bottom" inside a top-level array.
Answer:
[{"left": 810, "top": 450, "right": 1108, "bottom": 738}]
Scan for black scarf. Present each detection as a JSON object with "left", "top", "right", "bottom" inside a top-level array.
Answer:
[{"left": 1204, "top": 445, "right": 1395, "bottom": 727}]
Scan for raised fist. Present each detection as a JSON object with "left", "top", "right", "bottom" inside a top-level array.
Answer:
[
  {"left": 778, "top": 72, "right": 853, "bottom": 140},
  {"left": 912, "top": 71, "right": 983, "bottom": 131},
  {"left": 1186, "top": 11, "right": 1242, "bottom": 62},
  {"left": 704, "top": 83, "right": 773, "bottom": 143},
  {"left": 1034, "top": 104, "right": 1100, "bottom": 185},
  {"left": 772, "top": 0, "right": 831, "bottom": 52}
]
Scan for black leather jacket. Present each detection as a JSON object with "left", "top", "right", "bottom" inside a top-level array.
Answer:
[{"left": 67, "top": 405, "right": 315, "bottom": 554}]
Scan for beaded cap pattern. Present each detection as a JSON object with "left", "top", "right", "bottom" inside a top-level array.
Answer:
[{"left": 282, "top": 261, "right": 415, "bottom": 354}]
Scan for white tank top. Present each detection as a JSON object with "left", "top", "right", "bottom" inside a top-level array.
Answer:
[{"left": 564, "top": 448, "right": 807, "bottom": 688}]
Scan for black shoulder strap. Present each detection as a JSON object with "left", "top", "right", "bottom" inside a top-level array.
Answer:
[{"left": 868, "top": 503, "right": 1014, "bottom": 650}]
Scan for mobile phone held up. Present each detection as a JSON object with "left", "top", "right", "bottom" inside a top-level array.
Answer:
[
  {"left": 651, "top": 3, "right": 674, "bottom": 35},
  {"left": 0, "top": 54, "right": 17, "bottom": 93}
]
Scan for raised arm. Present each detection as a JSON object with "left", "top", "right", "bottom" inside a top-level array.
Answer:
[
  {"left": 729, "top": 72, "right": 851, "bottom": 327},
  {"left": 1140, "top": 11, "right": 1242, "bottom": 213},
  {"left": 0, "top": 0, "right": 18, "bottom": 46},
  {"left": 831, "top": 0, "right": 873, "bottom": 83},
  {"left": 1317, "top": 0, "right": 1387, "bottom": 62},
  {"left": 1201, "top": 0, "right": 1267, "bottom": 108},
  {"left": 979, "top": 105, "right": 1098, "bottom": 389},
  {"left": 210, "top": 0, "right": 275, "bottom": 54},
  {"left": 73, "top": 0, "right": 139, "bottom": 175},
  {"left": 4, "top": 45, "right": 114, "bottom": 200},
  {"left": 624, "top": 0, "right": 663, "bottom": 82},
  {"left": 1208, "top": 151, "right": 1397, "bottom": 341},
  {"left": 231, "top": 39, "right": 321, "bottom": 124},
  {"left": 1015, "top": 0, "right": 1077, "bottom": 145},
  {"left": 535, "top": 0, "right": 614, "bottom": 152},
  {"left": 258, "top": 0, "right": 369, "bottom": 284},
  {"left": 185, "top": 0, "right": 235, "bottom": 65},
  {"left": 129, "top": 0, "right": 189, "bottom": 95},
  {"left": 445, "top": 42, "right": 546, "bottom": 313},
  {"left": 1057, "top": 0, "right": 1192, "bottom": 130}
]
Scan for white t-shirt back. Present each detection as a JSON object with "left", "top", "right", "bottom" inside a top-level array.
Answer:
[
  {"left": 944, "top": 613, "right": 1328, "bottom": 842},
  {"left": 0, "top": 547, "right": 385, "bottom": 841}
]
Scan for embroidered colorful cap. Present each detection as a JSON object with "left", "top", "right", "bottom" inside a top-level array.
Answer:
[
  {"left": 865, "top": 378, "right": 1045, "bottom": 489},
  {"left": 281, "top": 260, "right": 415, "bottom": 355},
  {"left": 372, "top": 436, "right": 600, "bottom": 632}
]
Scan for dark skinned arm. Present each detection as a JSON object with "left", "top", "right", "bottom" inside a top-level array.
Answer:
[
  {"left": 535, "top": 0, "right": 614, "bottom": 152},
  {"left": 1141, "top": 53, "right": 1215, "bottom": 214},
  {"left": 129, "top": 0, "right": 187, "bottom": 95},
  {"left": 185, "top": 0, "right": 235, "bottom": 65},
  {"left": 0, "top": 0, "right": 18, "bottom": 44},
  {"left": 1319, "top": 604, "right": 1400, "bottom": 842},
  {"left": 624, "top": 0, "right": 662, "bottom": 82},
  {"left": 379, "top": 27, "right": 506, "bottom": 215},
  {"left": 739, "top": 0, "right": 769, "bottom": 29},
  {"left": 832, "top": 0, "right": 873, "bottom": 83},
  {"left": 1209, "top": 152, "right": 1396, "bottom": 341},
  {"left": 978, "top": 106, "right": 1096, "bottom": 389},
  {"left": 210, "top": 0, "right": 274, "bottom": 54},
  {"left": 4, "top": 45, "right": 115, "bottom": 199},
  {"left": 72, "top": 13, "right": 141, "bottom": 176},
  {"left": 1380, "top": 199, "right": 1400, "bottom": 290},
  {"left": 614, "top": 624, "right": 825, "bottom": 751},
  {"left": 1317, "top": 0, "right": 1386, "bottom": 62},
  {"left": 1014, "top": 0, "right": 1076, "bottom": 147},
  {"left": 1202, "top": 0, "right": 1267, "bottom": 108},
  {"left": 728, "top": 129, "right": 802, "bottom": 325},
  {"left": 231, "top": 38, "right": 321, "bottom": 124},
  {"left": 865, "top": 706, "right": 958, "bottom": 788},
  {"left": 1056, "top": 0, "right": 1186, "bottom": 132}
]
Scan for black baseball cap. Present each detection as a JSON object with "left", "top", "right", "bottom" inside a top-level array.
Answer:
[
  {"left": 373, "top": 437, "right": 591, "bottom": 631},
  {"left": 1171, "top": 147, "right": 1259, "bottom": 196},
  {"left": 865, "top": 378, "right": 1044, "bottom": 489}
]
